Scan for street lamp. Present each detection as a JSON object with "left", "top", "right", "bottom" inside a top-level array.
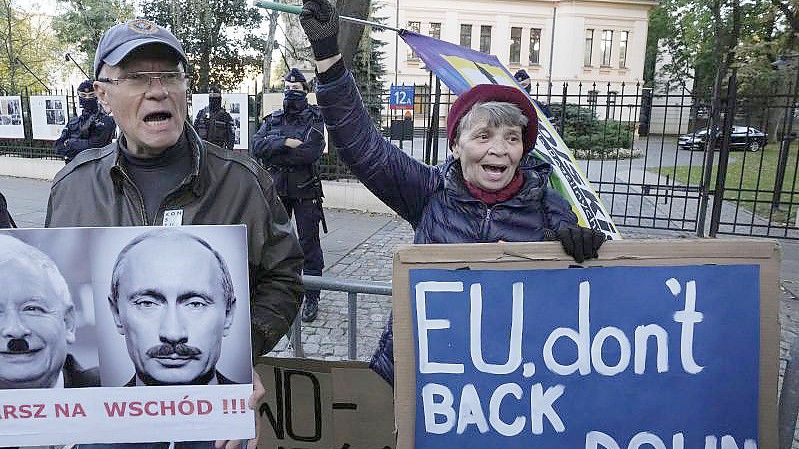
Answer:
[{"left": 770, "top": 54, "right": 799, "bottom": 211}]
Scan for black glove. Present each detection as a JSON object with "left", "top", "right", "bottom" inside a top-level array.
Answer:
[
  {"left": 300, "top": 0, "right": 340, "bottom": 60},
  {"left": 545, "top": 227, "right": 606, "bottom": 263}
]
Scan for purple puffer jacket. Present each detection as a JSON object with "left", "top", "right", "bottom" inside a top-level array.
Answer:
[{"left": 316, "top": 71, "right": 578, "bottom": 385}]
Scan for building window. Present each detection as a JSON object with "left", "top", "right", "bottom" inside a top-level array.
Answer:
[
  {"left": 584, "top": 29, "right": 594, "bottom": 66},
  {"left": 619, "top": 31, "right": 629, "bottom": 68},
  {"left": 601, "top": 29, "right": 613, "bottom": 66},
  {"left": 480, "top": 25, "right": 492, "bottom": 53},
  {"left": 460, "top": 24, "right": 472, "bottom": 48},
  {"left": 509, "top": 27, "right": 522, "bottom": 64},
  {"left": 529, "top": 28, "right": 541, "bottom": 65},
  {"left": 429, "top": 22, "right": 441, "bottom": 40},
  {"left": 407, "top": 21, "right": 421, "bottom": 60}
]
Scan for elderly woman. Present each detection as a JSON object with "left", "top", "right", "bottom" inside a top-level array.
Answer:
[{"left": 299, "top": 0, "right": 605, "bottom": 385}]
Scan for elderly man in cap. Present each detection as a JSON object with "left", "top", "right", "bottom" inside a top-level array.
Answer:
[
  {"left": 45, "top": 18, "right": 303, "bottom": 449},
  {"left": 251, "top": 68, "right": 326, "bottom": 323},
  {"left": 53, "top": 79, "right": 116, "bottom": 164}
]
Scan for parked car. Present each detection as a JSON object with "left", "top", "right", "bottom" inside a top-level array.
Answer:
[{"left": 677, "top": 126, "right": 767, "bottom": 152}]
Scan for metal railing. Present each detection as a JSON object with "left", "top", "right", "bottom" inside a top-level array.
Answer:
[
  {"left": 3, "top": 77, "right": 799, "bottom": 240},
  {"left": 291, "top": 275, "right": 392, "bottom": 359}
]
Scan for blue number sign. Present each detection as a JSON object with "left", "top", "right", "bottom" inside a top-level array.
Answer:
[
  {"left": 409, "top": 264, "right": 760, "bottom": 449},
  {"left": 390, "top": 85, "right": 415, "bottom": 110}
]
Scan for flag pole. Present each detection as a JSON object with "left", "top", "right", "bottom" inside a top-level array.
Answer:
[{"left": 254, "top": 1, "right": 403, "bottom": 33}]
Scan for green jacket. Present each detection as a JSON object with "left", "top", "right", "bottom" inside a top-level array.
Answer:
[{"left": 46, "top": 125, "right": 304, "bottom": 356}]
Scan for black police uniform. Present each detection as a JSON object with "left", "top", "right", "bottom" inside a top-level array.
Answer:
[
  {"left": 53, "top": 80, "right": 116, "bottom": 163},
  {"left": 193, "top": 92, "right": 236, "bottom": 150},
  {"left": 251, "top": 69, "right": 325, "bottom": 322}
]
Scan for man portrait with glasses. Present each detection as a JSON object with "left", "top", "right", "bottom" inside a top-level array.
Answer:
[
  {"left": 45, "top": 18, "right": 304, "bottom": 449},
  {"left": 53, "top": 79, "right": 116, "bottom": 164}
]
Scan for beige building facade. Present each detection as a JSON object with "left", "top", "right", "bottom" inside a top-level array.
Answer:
[{"left": 377, "top": 0, "right": 657, "bottom": 101}]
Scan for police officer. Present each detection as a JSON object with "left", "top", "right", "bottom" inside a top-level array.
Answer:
[
  {"left": 251, "top": 68, "right": 325, "bottom": 323},
  {"left": 53, "top": 79, "right": 116, "bottom": 163},
  {"left": 193, "top": 85, "right": 236, "bottom": 150},
  {"left": 513, "top": 69, "right": 553, "bottom": 119}
]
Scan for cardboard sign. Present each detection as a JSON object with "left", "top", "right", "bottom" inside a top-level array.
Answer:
[
  {"left": 256, "top": 357, "right": 395, "bottom": 449},
  {"left": 393, "top": 239, "right": 779, "bottom": 449},
  {"left": 0, "top": 226, "right": 255, "bottom": 446}
]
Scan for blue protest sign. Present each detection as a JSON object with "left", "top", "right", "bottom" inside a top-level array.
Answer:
[
  {"left": 407, "top": 264, "right": 761, "bottom": 449},
  {"left": 390, "top": 85, "right": 415, "bottom": 110}
]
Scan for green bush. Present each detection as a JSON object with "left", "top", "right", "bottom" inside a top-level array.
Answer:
[{"left": 549, "top": 104, "right": 634, "bottom": 157}]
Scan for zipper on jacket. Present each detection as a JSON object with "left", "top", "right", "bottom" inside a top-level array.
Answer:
[
  {"left": 118, "top": 170, "right": 149, "bottom": 225},
  {"left": 481, "top": 205, "right": 494, "bottom": 240}
]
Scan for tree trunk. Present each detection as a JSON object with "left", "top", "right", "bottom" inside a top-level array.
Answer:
[
  {"left": 262, "top": 9, "right": 279, "bottom": 92},
  {"left": 336, "top": 0, "right": 370, "bottom": 67},
  {"left": 3, "top": 0, "right": 17, "bottom": 93},
  {"left": 198, "top": 0, "right": 220, "bottom": 92},
  {"left": 698, "top": 0, "right": 739, "bottom": 235}
]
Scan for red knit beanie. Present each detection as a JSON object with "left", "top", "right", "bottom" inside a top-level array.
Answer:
[{"left": 447, "top": 84, "right": 538, "bottom": 150}]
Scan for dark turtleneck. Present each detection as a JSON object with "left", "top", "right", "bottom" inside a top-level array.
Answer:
[{"left": 120, "top": 132, "right": 193, "bottom": 224}]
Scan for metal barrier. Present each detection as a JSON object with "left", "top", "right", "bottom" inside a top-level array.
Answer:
[{"left": 291, "top": 275, "right": 392, "bottom": 360}]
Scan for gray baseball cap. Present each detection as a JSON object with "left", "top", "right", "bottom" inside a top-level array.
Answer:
[{"left": 93, "top": 19, "right": 188, "bottom": 79}]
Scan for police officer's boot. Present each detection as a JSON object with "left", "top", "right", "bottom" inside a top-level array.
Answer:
[{"left": 301, "top": 295, "right": 319, "bottom": 322}]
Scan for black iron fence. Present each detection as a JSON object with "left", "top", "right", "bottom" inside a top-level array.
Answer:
[{"left": 1, "top": 75, "right": 798, "bottom": 239}]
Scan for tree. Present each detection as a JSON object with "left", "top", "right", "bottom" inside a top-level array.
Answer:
[
  {"left": 643, "top": 4, "right": 668, "bottom": 87},
  {"left": 0, "top": 0, "right": 63, "bottom": 93},
  {"left": 141, "top": 0, "right": 264, "bottom": 92},
  {"left": 647, "top": 0, "right": 797, "bottom": 98},
  {"left": 257, "top": 8, "right": 280, "bottom": 92},
  {"left": 350, "top": 2, "right": 386, "bottom": 125},
  {"left": 770, "top": 0, "right": 798, "bottom": 50},
  {"left": 52, "top": 0, "right": 135, "bottom": 76}
]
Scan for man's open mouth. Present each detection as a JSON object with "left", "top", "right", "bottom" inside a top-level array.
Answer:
[{"left": 143, "top": 111, "right": 173, "bottom": 123}]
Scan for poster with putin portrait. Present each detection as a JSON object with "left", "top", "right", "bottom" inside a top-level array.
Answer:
[{"left": 0, "top": 225, "right": 254, "bottom": 446}]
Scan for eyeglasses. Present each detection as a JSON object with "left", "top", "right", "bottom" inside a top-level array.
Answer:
[{"left": 96, "top": 72, "right": 188, "bottom": 93}]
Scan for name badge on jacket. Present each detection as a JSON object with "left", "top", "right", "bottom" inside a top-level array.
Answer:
[{"left": 163, "top": 209, "right": 183, "bottom": 226}]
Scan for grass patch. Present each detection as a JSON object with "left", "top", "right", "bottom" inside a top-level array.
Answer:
[{"left": 652, "top": 146, "right": 799, "bottom": 224}]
